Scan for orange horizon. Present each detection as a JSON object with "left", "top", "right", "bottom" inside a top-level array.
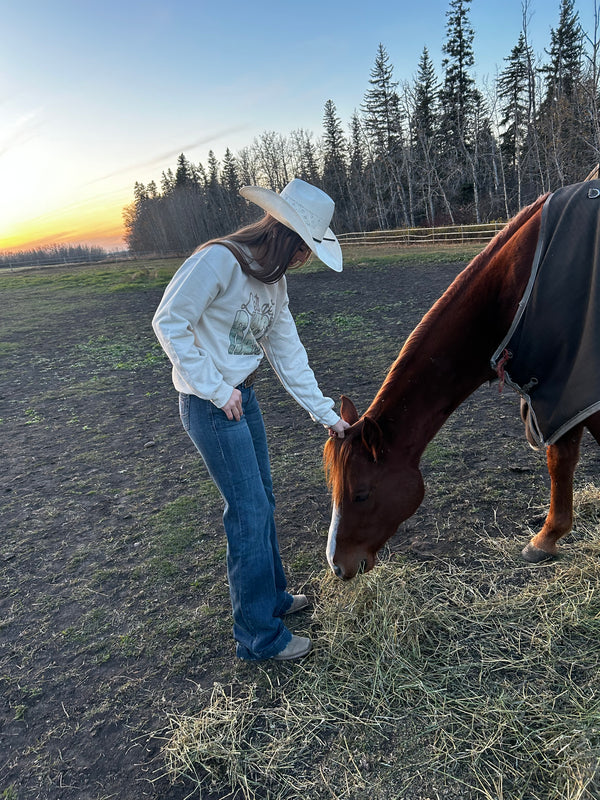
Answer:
[
  {"left": 0, "top": 195, "right": 130, "bottom": 255},
  {"left": 0, "top": 227, "right": 128, "bottom": 255}
]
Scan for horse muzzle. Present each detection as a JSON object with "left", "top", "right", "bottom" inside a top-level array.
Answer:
[
  {"left": 326, "top": 504, "right": 375, "bottom": 580},
  {"left": 331, "top": 558, "right": 369, "bottom": 581}
]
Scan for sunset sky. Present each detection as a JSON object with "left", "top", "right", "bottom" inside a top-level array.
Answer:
[{"left": 1, "top": 0, "right": 597, "bottom": 253}]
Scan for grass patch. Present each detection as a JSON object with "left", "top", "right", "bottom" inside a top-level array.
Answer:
[
  {"left": 423, "top": 435, "right": 459, "bottom": 468},
  {"left": 164, "top": 485, "right": 600, "bottom": 800},
  {"left": 0, "top": 258, "right": 180, "bottom": 292},
  {"left": 287, "top": 242, "right": 482, "bottom": 275},
  {"left": 0, "top": 244, "right": 477, "bottom": 298},
  {"left": 330, "top": 312, "right": 366, "bottom": 332},
  {"left": 72, "top": 335, "right": 165, "bottom": 371},
  {"left": 341, "top": 242, "right": 483, "bottom": 268},
  {"left": 294, "top": 311, "right": 314, "bottom": 328},
  {"left": 146, "top": 490, "right": 222, "bottom": 581}
]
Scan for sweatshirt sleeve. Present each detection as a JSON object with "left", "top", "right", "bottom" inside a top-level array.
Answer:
[
  {"left": 151, "top": 251, "right": 234, "bottom": 408},
  {"left": 260, "top": 288, "right": 341, "bottom": 427}
]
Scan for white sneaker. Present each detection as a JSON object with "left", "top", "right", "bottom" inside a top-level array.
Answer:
[
  {"left": 272, "top": 635, "right": 312, "bottom": 661},
  {"left": 284, "top": 594, "right": 310, "bottom": 615}
]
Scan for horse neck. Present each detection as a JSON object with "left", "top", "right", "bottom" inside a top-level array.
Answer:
[{"left": 365, "top": 202, "right": 544, "bottom": 458}]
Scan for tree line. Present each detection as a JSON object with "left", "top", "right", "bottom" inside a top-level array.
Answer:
[
  {"left": 124, "top": 0, "right": 600, "bottom": 255},
  {"left": 0, "top": 244, "right": 107, "bottom": 270}
]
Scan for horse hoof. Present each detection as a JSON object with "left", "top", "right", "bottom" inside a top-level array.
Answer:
[{"left": 521, "top": 543, "right": 556, "bottom": 563}]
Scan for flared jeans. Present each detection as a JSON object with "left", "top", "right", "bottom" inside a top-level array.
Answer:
[{"left": 179, "top": 387, "right": 294, "bottom": 659}]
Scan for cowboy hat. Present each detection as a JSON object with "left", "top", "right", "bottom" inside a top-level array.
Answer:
[{"left": 239, "top": 178, "right": 343, "bottom": 272}]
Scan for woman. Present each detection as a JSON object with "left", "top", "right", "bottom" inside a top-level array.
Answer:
[{"left": 152, "top": 178, "right": 349, "bottom": 661}]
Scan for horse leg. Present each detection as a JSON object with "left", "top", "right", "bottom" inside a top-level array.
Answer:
[{"left": 522, "top": 423, "right": 584, "bottom": 563}]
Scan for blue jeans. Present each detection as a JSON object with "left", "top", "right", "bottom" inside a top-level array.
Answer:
[{"left": 179, "top": 387, "right": 293, "bottom": 660}]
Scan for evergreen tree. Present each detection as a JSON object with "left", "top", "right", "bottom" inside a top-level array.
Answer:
[
  {"left": 207, "top": 150, "right": 220, "bottom": 189},
  {"left": 361, "top": 43, "right": 403, "bottom": 157},
  {"left": 221, "top": 148, "right": 239, "bottom": 192},
  {"left": 347, "top": 112, "right": 369, "bottom": 229},
  {"left": 411, "top": 47, "right": 444, "bottom": 224},
  {"left": 323, "top": 100, "right": 347, "bottom": 165},
  {"left": 322, "top": 100, "right": 349, "bottom": 227},
  {"left": 221, "top": 147, "right": 243, "bottom": 228},
  {"left": 497, "top": 31, "right": 539, "bottom": 208},
  {"left": 361, "top": 43, "right": 406, "bottom": 227},
  {"left": 195, "top": 162, "right": 208, "bottom": 189},
  {"left": 440, "top": 0, "right": 487, "bottom": 220},
  {"left": 543, "top": 0, "right": 583, "bottom": 103},
  {"left": 440, "top": 0, "right": 479, "bottom": 146},
  {"left": 498, "top": 33, "right": 533, "bottom": 169},
  {"left": 125, "top": 180, "right": 171, "bottom": 253},
  {"left": 204, "top": 150, "right": 230, "bottom": 235},
  {"left": 133, "top": 181, "right": 148, "bottom": 204},
  {"left": 412, "top": 47, "right": 439, "bottom": 145},
  {"left": 348, "top": 112, "right": 365, "bottom": 179},
  {"left": 174, "top": 153, "right": 194, "bottom": 189},
  {"left": 539, "top": 0, "right": 586, "bottom": 184},
  {"left": 160, "top": 169, "right": 175, "bottom": 195}
]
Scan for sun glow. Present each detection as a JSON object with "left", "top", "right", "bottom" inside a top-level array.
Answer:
[
  {"left": 0, "top": 197, "right": 128, "bottom": 253},
  {"left": 0, "top": 119, "right": 130, "bottom": 254}
]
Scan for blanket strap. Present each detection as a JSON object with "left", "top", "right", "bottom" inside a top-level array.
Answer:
[{"left": 495, "top": 349, "right": 512, "bottom": 393}]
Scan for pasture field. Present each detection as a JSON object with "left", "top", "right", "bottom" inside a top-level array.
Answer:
[{"left": 2, "top": 246, "right": 600, "bottom": 800}]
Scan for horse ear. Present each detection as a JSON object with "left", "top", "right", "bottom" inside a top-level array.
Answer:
[
  {"left": 362, "top": 415, "right": 384, "bottom": 462},
  {"left": 340, "top": 395, "right": 360, "bottom": 425}
]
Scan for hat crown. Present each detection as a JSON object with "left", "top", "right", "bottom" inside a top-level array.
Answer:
[
  {"left": 280, "top": 179, "right": 334, "bottom": 242},
  {"left": 238, "top": 178, "right": 342, "bottom": 271}
]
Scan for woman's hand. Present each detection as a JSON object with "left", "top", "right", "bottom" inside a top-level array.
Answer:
[
  {"left": 221, "top": 388, "right": 243, "bottom": 421},
  {"left": 328, "top": 419, "right": 351, "bottom": 439}
]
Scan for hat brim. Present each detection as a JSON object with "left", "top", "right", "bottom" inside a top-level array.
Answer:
[{"left": 239, "top": 185, "right": 343, "bottom": 272}]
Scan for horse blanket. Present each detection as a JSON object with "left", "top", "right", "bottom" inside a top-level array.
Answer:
[{"left": 491, "top": 180, "right": 600, "bottom": 447}]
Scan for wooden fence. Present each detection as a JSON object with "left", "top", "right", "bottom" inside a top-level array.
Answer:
[
  {"left": 337, "top": 221, "right": 506, "bottom": 248},
  {"left": 3, "top": 222, "right": 509, "bottom": 271}
]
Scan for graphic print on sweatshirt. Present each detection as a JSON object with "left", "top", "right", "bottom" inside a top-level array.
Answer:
[{"left": 228, "top": 293, "right": 275, "bottom": 355}]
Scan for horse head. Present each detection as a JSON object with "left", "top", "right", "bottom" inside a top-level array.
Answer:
[{"left": 324, "top": 396, "right": 424, "bottom": 580}]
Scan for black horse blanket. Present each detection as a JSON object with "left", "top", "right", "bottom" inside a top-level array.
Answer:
[{"left": 491, "top": 180, "right": 600, "bottom": 447}]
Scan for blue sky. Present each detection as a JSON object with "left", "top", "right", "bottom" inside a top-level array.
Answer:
[{"left": 1, "top": 0, "right": 597, "bottom": 250}]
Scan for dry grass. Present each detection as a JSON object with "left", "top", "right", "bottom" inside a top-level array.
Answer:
[{"left": 163, "top": 486, "right": 600, "bottom": 800}]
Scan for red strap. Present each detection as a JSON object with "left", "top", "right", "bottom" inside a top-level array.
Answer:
[{"left": 495, "top": 349, "right": 512, "bottom": 393}]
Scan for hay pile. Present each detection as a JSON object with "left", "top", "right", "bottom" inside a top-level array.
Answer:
[{"left": 164, "top": 485, "right": 600, "bottom": 800}]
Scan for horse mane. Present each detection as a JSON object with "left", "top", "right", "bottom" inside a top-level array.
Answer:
[
  {"left": 324, "top": 434, "right": 353, "bottom": 506},
  {"left": 324, "top": 193, "right": 549, "bottom": 506},
  {"left": 369, "top": 193, "right": 549, "bottom": 411}
]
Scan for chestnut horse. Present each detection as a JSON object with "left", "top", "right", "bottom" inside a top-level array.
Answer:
[{"left": 324, "top": 193, "right": 600, "bottom": 580}]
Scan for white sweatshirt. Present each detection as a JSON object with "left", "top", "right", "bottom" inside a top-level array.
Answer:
[{"left": 152, "top": 243, "right": 340, "bottom": 428}]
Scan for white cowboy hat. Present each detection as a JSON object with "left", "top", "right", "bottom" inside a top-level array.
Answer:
[{"left": 239, "top": 178, "right": 343, "bottom": 272}]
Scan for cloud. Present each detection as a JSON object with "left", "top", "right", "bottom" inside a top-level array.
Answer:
[
  {"left": 0, "top": 110, "right": 42, "bottom": 159},
  {"left": 88, "top": 126, "right": 248, "bottom": 186}
]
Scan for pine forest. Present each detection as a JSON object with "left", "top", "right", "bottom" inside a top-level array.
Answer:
[{"left": 124, "top": 0, "right": 600, "bottom": 253}]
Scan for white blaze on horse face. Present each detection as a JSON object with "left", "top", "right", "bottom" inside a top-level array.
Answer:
[{"left": 326, "top": 503, "right": 340, "bottom": 571}]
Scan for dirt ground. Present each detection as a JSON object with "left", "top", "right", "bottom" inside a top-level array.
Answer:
[{"left": 1, "top": 255, "right": 599, "bottom": 799}]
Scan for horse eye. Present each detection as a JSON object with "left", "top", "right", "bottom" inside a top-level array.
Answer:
[{"left": 354, "top": 491, "right": 370, "bottom": 503}]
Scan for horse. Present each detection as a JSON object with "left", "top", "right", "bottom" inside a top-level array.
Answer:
[{"left": 324, "top": 189, "right": 600, "bottom": 580}]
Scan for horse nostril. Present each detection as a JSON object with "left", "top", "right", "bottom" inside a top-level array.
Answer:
[{"left": 332, "top": 563, "right": 343, "bottom": 579}]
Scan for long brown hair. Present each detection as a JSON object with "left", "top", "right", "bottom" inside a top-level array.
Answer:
[{"left": 198, "top": 214, "right": 307, "bottom": 284}]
